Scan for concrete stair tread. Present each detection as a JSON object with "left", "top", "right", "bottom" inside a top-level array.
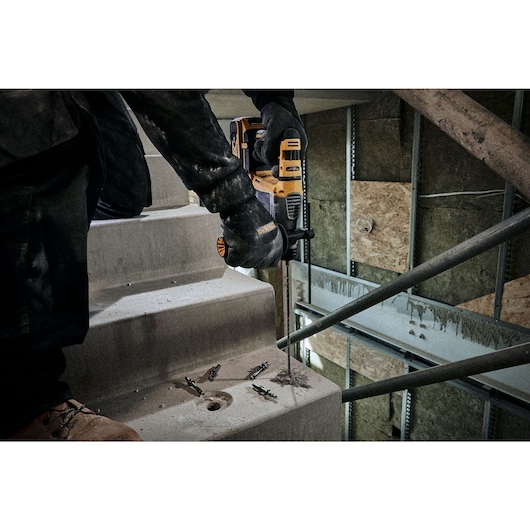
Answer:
[
  {"left": 88, "top": 268, "right": 264, "bottom": 325},
  {"left": 64, "top": 267, "right": 278, "bottom": 404},
  {"left": 90, "top": 347, "right": 342, "bottom": 441},
  {"left": 88, "top": 205, "right": 225, "bottom": 293},
  {"left": 61, "top": 101, "right": 345, "bottom": 440}
]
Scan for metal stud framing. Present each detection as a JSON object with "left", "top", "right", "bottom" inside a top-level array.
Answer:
[
  {"left": 400, "top": 364, "right": 413, "bottom": 441},
  {"left": 346, "top": 105, "right": 356, "bottom": 277},
  {"left": 295, "top": 306, "right": 530, "bottom": 439},
  {"left": 294, "top": 92, "right": 530, "bottom": 440},
  {"left": 482, "top": 397, "right": 497, "bottom": 440},
  {"left": 344, "top": 337, "right": 352, "bottom": 441},
  {"left": 408, "top": 110, "right": 423, "bottom": 289},
  {"left": 494, "top": 90, "right": 526, "bottom": 320}
]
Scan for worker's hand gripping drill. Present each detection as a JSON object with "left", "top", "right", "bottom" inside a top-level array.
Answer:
[
  {"left": 217, "top": 196, "right": 283, "bottom": 269},
  {"left": 252, "top": 101, "right": 307, "bottom": 167},
  {"left": 218, "top": 124, "right": 313, "bottom": 265},
  {"left": 217, "top": 97, "right": 311, "bottom": 268}
]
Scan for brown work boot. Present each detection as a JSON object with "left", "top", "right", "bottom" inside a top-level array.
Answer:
[{"left": 8, "top": 399, "right": 142, "bottom": 441}]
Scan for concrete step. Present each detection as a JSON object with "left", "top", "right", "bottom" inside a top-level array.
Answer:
[
  {"left": 88, "top": 205, "right": 224, "bottom": 294},
  {"left": 65, "top": 250, "right": 342, "bottom": 440},
  {"left": 92, "top": 347, "right": 342, "bottom": 441},
  {"left": 65, "top": 204, "right": 342, "bottom": 440},
  {"left": 64, "top": 267, "right": 277, "bottom": 404},
  {"left": 66, "top": 100, "right": 343, "bottom": 440}
]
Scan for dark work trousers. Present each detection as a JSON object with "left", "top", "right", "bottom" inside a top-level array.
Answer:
[{"left": 0, "top": 95, "right": 106, "bottom": 438}]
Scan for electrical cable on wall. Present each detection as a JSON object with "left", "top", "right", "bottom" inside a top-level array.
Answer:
[
  {"left": 420, "top": 189, "right": 504, "bottom": 198},
  {"left": 420, "top": 189, "right": 529, "bottom": 203}
]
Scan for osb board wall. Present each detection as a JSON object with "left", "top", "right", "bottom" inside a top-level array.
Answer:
[
  {"left": 350, "top": 181, "right": 412, "bottom": 273},
  {"left": 304, "top": 326, "right": 405, "bottom": 385},
  {"left": 457, "top": 274, "right": 530, "bottom": 329}
]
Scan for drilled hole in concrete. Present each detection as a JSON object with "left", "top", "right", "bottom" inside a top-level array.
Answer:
[{"left": 198, "top": 391, "right": 233, "bottom": 411}]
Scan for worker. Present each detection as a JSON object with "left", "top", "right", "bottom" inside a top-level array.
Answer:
[{"left": 0, "top": 89, "right": 307, "bottom": 440}]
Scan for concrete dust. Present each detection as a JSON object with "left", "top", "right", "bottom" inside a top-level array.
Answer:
[{"left": 271, "top": 369, "right": 310, "bottom": 388}]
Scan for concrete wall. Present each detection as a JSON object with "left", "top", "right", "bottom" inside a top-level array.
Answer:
[{"left": 298, "top": 89, "right": 530, "bottom": 441}]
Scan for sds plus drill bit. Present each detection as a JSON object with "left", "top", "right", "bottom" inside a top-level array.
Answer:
[
  {"left": 285, "top": 260, "right": 292, "bottom": 375},
  {"left": 185, "top": 377, "right": 204, "bottom": 396}
]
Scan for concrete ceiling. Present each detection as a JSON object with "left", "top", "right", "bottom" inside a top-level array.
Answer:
[{"left": 205, "top": 89, "right": 378, "bottom": 119}]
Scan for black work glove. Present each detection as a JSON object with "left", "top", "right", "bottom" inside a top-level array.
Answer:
[
  {"left": 220, "top": 196, "right": 283, "bottom": 269},
  {"left": 253, "top": 102, "right": 308, "bottom": 167}
]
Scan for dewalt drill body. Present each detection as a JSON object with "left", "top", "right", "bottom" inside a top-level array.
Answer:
[{"left": 220, "top": 116, "right": 314, "bottom": 263}]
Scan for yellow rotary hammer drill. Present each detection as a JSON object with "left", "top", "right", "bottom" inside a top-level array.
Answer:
[{"left": 217, "top": 116, "right": 314, "bottom": 263}]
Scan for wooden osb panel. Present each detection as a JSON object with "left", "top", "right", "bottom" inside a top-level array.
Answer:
[
  {"left": 457, "top": 274, "right": 530, "bottom": 329},
  {"left": 306, "top": 327, "right": 405, "bottom": 383},
  {"left": 350, "top": 181, "right": 411, "bottom": 273},
  {"left": 305, "top": 327, "right": 347, "bottom": 367},
  {"left": 457, "top": 295, "right": 495, "bottom": 319}
]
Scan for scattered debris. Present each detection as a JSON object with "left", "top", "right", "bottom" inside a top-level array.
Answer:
[{"left": 271, "top": 369, "right": 310, "bottom": 388}]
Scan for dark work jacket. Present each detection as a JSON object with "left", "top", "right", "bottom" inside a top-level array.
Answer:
[
  {"left": 0, "top": 89, "right": 296, "bottom": 352},
  {"left": 0, "top": 89, "right": 298, "bottom": 213},
  {"left": 0, "top": 90, "right": 152, "bottom": 216},
  {"left": 0, "top": 90, "right": 248, "bottom": 214},
  {"left": 0, "top": 90, "right": 80, "bottom": 167}
]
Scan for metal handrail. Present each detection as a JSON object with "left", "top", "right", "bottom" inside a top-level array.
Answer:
[
  {"left": 277, "top": 206, "right": 530, "bottom": 350},
  {"left": 342, "top": 342, "right": 530, "bottom": 402}
]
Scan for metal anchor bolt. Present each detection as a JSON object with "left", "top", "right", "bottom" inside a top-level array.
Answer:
[
  {"left": 250, "top": 361, "right": 270, "bottom": 380},
  {"left": 208, "top": 364, "right": 221, "bottom": 381},
  {"left": 185, "top": 376, "right": 204, "bottom": 396},
  {"left": 252, "top": 383, "right": 277, "bottom": 400}
]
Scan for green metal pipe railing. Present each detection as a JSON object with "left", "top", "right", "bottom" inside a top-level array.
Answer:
[
  {"left": 342, "top": 342, "right": 530, "bottom": 402},
  {"left": 277, "top": 206, "right": 530, "bottom": 350}
]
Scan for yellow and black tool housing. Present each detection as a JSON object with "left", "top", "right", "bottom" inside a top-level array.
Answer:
[{"left": 229, "top": 117, "right": 311, "bottom": 261}]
